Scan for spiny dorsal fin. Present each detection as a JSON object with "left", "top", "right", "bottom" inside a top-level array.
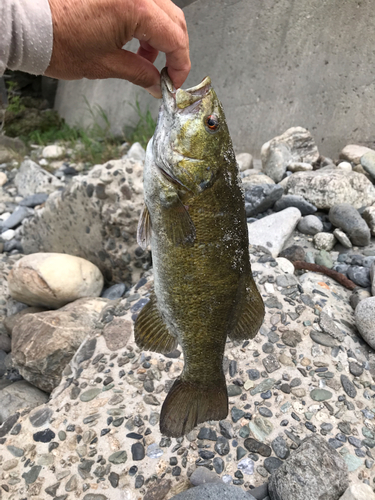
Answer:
[
  {"left": 229, "top": 277, "right": 265, "bottom": 341},
  {"left": 134, "top": 292, "right": 178, "bottom": 354},
  {"left": 137, "top": 205, "right": 152, "bottom": 250}
]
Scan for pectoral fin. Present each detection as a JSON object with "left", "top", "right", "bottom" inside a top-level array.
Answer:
[
  {"left": 164, "top": 199, "right": 196, "bottom": 246},
  {"left": 229, "top": 277, "right": 265, "bottom": 341},
  {"left": 137, "top": 205, "right": 152, "bottom": 250},
  {"left": 134, "top": 292, "right": 178, "bottom": 354}
]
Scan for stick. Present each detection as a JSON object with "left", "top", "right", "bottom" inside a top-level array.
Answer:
[{"left": 292, "top": 261, "right": 357, "bottom": 291}]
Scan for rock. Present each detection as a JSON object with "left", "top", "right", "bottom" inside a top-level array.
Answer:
[
  {"left": 0, "top": 146, "right": 15, "bottom": 164},
  {"left": 268, "top": 435, "right": 348, "bottom": 500},
  {"left": 275, "top": 257, "right": 295, "bottom": 274},
  {"left": 22, "top": 157, "right": 147, "bottom": 284},
  {"left": 0, "top": 172, "right": 7, "bottom": 186},
  {"left": 8, "top": 253, "right": 104, "bottom": 308},
  {"left": 340, "top": 374, "right": 357, "bottom": 398},
  {"left": 169, "top": 483, "right": 252, "bottom": 500},
  {"left": 347, "top": 266, "right": 371, "bottom": 288},
  {"left": 189, "top": 468, "right": 220, "bottom": 486},
  {"left": 3, "top": 306, "right": 47, "bottom": 335},
  {"left": 284, "top": 168, "right": 375, "bottom": 210},
  {"left": 12, "top": 297, "right": 108, "bottom": 392},
  {"left": 2, "top": 206, "right": 33, "bottom": 229},
  {"left": 337, "top": 161, "right": 352, "bottom": 173},
  {"left": 0, "top": 380, "right": 48, "bottom": 424},
  {"left": 126, "top": 142, "right": 145, "bottom": 162},
  {"left": 339, "top": 483, "right": 375, "bottom": 500},
  {"left": 333, "top": 229, "right": 352, "bottom": 248},
  {"left": 362, "top": 206, "right": 375, "bottom": 236},
  {"left": 19, "top": 193, "right": 49, "bottom": 208},
  {"left": 279, "top": 245, "right": 305, "bottom": 262},
  {"left": 236, "top": 152, "right": 253, "bottom": 171},
  {"left": 310, "top": 388, "right": 332, "bottom": 401},
  {"left": 261, "top": 127, "right": 319, "bottom": 183},
  {"left": 14, "top": 159, "right": 63, "bottom": 196},
  {"left": 355, "top": 297, "right": 375, "bottom": 349},
  {"left": 297, "top": 215, "right": 323, "bottom": 235},
  {"left": 0, "top": 332, "right": 11, "bottom": 352},
  {"left": 340, "top": 145, "right": 374, "bottom": 164},
  {"left": 273, "top": 195, "right": 317, "bottom": 215},
  {"left": 244, "top": 184, "right": 283, "bottom": 216},
  {"left": 360, "top": 151, "right": 375, "bottom": 180},
  {"left": 350, "top": 288, "right": 371, "bottom": 310},
  {"left": 281, "top": 330, "right": 302, "bottom": 347},
  {"left": 287, "top": 162, "right": 313, "bottom": 172},
  {"left": 247, "top": 208, "right": 301, "bottom": 257},
  {"left": 314, "top": 232, "right": 336, "bottom": 251},
  {"left": 329, "top": 204, "right": 371, "bottom": 246},
  {"left": 371, "top": 262, "right": 375, "bottom": 295},
  {"left": 242, "top": 173, "right": 275, "bottom": 185},
  {"left": 42, "top": 145, "right": 65, "bottom": 159},
  {"left": 315, "top": 250, "right": 333, "bottom": 268}
]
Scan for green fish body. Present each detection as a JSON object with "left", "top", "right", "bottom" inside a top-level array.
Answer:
[{"left": 135, "top": 69, "right": 264, "bottom": 437}]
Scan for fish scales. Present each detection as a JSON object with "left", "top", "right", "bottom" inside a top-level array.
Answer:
[{"left": 135, "top": 68, "right": 264, "bottom": 437}]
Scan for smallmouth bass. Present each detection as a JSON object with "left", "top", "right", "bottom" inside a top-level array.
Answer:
[{"left": 135, "top": 68, "right": 264, "bottom": 438}]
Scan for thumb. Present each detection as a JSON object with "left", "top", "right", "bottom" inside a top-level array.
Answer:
[{"left": 95, "top": 49, "right": 162, "bottom": 98}]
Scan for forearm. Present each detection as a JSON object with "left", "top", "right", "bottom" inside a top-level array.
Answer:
[{"left": 0, "top": 0, "right": 53, "bottom": 76}]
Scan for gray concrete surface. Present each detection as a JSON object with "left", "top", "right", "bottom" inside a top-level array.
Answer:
[{"left": 55, "top": 0, "right": 375, "bottom": 158}]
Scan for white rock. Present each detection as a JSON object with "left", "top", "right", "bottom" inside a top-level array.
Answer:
[
  {"left": 0, "top": 172, "right": 7, "bottom": 186},
  {"left": 337, "top": 161, "right": 352, "bottom": 173},
  {"left": 236, "top": 152, "right": 253, "bottom": 171},
  {"left": 355, "top": 297, "right": 375, "bottom": 350},
  {"left": 8, "top": 253, "right": 104, "bottom": 308},
  {"left": 287, "top": 162, "right": 313, "bottom": 172},
  {"left": 1, "top": 229, "right": 15, "bottom": 241},
  {"left": 0, "top": 211, "right": 11, "bottom": 221},
  {"left": 313, "top": 232, "right": 336, "bottom": 251},
  {"left": 340, "top": 144, "right": 374, "bottom": 164},
  {"left": 126, "top": 142, "right": 146, "bottom": 162},
  {"left": 242, "top": 173, "right": 275, "bottom": 185},
  {"left": 14, "top": 159, "right": 64, "bottom": 196},
  {"left": 42, "top": 145, "right": 65, "bottom": 159},
  {"left": 339, "top": 483, "right": 375, "bottom": 500},
  {"left": 333, "top": 228, "right": 352, "bottom": 248},
  {"left": 275, "top": 257, "right": 295, "bottom": 274},
  {"left": 247, "top": 207, "right": 302, "bottom": 257}
]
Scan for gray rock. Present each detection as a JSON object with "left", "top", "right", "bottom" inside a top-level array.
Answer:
[
  {"left": 350, "top": 288, "right": 371, "bottom": 310},
  {"left": 189, "top": 468, "right": 220, "bottom": 486},
  {"left": 0, "top": 349, "right": 7, "bottom": 377},
  {"left": 274, "top": 195, "right": 317, "bottom": 215},
  {"left": 340, "top": 145, "right": 374, "bottom": 164},
  {"left": 0, "top": 380, "right": 48, "bottom": 424},
  {"left": 355, "top": 297, "right": 375, "bottom": 349},
  {"left": 247, "top": 208, "right": 301, "bottom": 257},
  {"left": 244, "top": 184, "right": 283, "bottom": 216},
  {"left": 19, "top": 193, "right": 49, "bottom": 207},
  {"left": 314, "top": 250, "right": 333, "bottom": 269},
  {"left": 285, "top": 168, "right": 375, "bottom": 210},
  {"left": 101, "top": 284, "right": 126, "bottom": 300},
  {"left": 169, "top": 483, "right": 252, "bottom": 500},
  {"left": 362, "top": 206, "right": 375, "bottom": 236},
  {"left": 2, "top": 206, "right": 33, "bottom": 229},
  {"left": 329, "top": 204, "right": 371, "bottom": 246},
  {"left": 319, "top": 312, "right": 345, "bottom": 341},
  {"left": 261, "top": 127, "right": 319, "bottom": 183},
  {"left": 340, "top": 374, "right": 357, "bottom": 399},
  {"left": 271, "top": 436, "right": 290, "bottom": 459},
  {"left": 249, "top": 483, "right": 269, "bottom": 500},
  {"left": 371, "top": 262, "right": 375, "bottom": 295},
  {"left": 22, "top": 157, "right": 147, "bottom": 284},
  {"left": 236, "top": 152, "right": 253, "bottom": 171},
  {"left": 268, "top": 435, "right": 348, "bottom": 500},
  {"left": 297, "top": 215, "right": 323, "bottom": 235},
  {"left": 333, "top": 228, "right": 352, "bottom": 248},
  {"left": 347, "top": 266, "right": 371, "bottom": 288},
  {"left": 14, "top": 159, "right": 63, "bottom": 197},
  {"left": 360, "top": 151, "right": 375, "bottom": 180},
  {"left": 313, "top": 232, "right": 336, "bottom": 251}
]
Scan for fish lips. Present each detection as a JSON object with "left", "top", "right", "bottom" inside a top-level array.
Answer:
[{"left": 160, "top": 67, "right": 212, "bottom": 115}]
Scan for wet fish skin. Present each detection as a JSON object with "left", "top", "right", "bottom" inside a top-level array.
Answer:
[{"left": 135, "top": 68, "right": 264, "bottom": 437}]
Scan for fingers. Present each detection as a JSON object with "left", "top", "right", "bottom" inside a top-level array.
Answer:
[
  {"left": 133, "top": 0, "right": 191, "bottom": 88},
  {"left": 137, "top": 41, "right": 159, "bottom": 64}
]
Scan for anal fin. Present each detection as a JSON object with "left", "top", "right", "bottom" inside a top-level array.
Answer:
[
  {"left": 229, "top": 276, "right": 265, "bottom": 341},
  {"left": 134, "top": 292, "right": 178, "bottom": 354}
]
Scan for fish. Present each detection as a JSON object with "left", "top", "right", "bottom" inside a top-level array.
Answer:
[{"left": 134, "top": 68, "right": 265, "bottom": 438}]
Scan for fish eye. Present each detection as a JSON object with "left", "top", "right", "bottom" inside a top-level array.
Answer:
[{"left": 204, "top": 114, "right": 220, "bottom": 132}]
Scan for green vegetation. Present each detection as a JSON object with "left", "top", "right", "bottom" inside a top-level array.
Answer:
[{"left": 3, "top": 84, "right": 157, "bottom": 166}]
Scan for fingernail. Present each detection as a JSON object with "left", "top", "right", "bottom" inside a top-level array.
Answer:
[{"left": 146, "top": 84, "right": 162, "bottom": 99}]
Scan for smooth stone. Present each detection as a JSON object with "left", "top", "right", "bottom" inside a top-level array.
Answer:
[
  {"left": 108, "top": 450, "right": 127, "bottom": 464},
  {"left": 80, "top": 388, "right": 102, "bottom": 402},
  {"left": 355, "top": 297, "right": 375, "bottom": 349},
  {"left": 19, "top": 193, "right": 49, "bottom": 207},
  {"left": 360, "top": 151, "right": 375, "bottom": 179},
  {"left": 272, "top": 436, "right": 290, "bottom": 459},
  {"left": 310, "top": 388, "right": 333, "bottom": 401},
  {"left": 190, "top": 467, "right": 221, "bottom": 486},
  {"left": 297, "top": 215, "right": 323, "bottom": 235},
  {"left": 275, "top": 257, "right": 295, "bottom": 274},
  {"left": 131, "top": 442, "right": 145, "bottom": 460},
  {"left": 42, "top": 145, "right": 65, "bottom": 158},
  {"left": 169, "top": 482, "right": 253, "bottom": 500},
  {"left": 0, "top": 380, "right": 48, "bottom": 424},
  {"left": 339, "top": 483, "right": 375, "bottom": 500},
  {"left": 340, "top": 374, "right": 357, "bottom": 398},
  {"left": 237, "top": 152, "right": 253, "bottom": 171},
  {"left": 314, "top": 250, "right": 333, "bottom": 268},
  {"left": 22, "top": 465, "right": 42, "bottom": 484},
  {"left": 244, "top": 438, "right": 272, "bottom": 457},
  {"left": 268, "top": 435, "right": 348, "bottom": 500},
  {"left": 263, "top": 457, "right": 283, "bottom": 473},
  {"left": 340, "top": 145, "right": 374, "bottom": 163},
  {"left": 310, "top": 330, "right": 338, "bottom": 348},
  {"left": 274, "top": 195, "right": 317, "bottom": 215},
  {"left": 243, "top": 183, "right": 284, "bottom": 217},
  {"left": 29, "top": 407, "right": 53, "bottom": 427},
  {"left": 247, "top": 208, "right": 302, "bottom": 257},
  {"left": 347, "top": 266, "right": 371, "bottom": 288},
  {"left": 333, "top": 229, "right": 352, "bottom": 248},
  {"left": 101, "top": 283, "right": 126, "bottom": 300},
  {"left": 281, "top": 330, "right": 302, "bottom": 347},
  {"left": 33, "top": 428, "right": 55, "bottom": 442},
  {"left": 329, "top": 204, "right": 370, "bottom": 246},
  {"left": 2, "top": 206, "right": 33, "bottom": 229},
  {"left": 8, "top": 253, "right": 104, "bottom": 308},
  {"left": 342, "top": 453, "right": 363, "bottom": 472},
  {"left": 214, "top": 436, "right": 230, "bottom": 456},
  {"left": 250, "top": 379, "right": 275, "bottom": 396},
  {"left": 249, "top": 484, "right": 269, "bottom": 500},
  {"left": 362, "top": 206, "right": 375, "bottom": 237},
  {"left": 279, "top": 244, "right": 305, "bottom": 262}
]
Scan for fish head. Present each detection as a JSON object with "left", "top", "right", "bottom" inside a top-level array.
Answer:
[{"left": 152, "top": 68, "right": 235, "bottom": 195}]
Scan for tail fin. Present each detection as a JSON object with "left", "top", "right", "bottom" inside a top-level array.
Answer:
[{"left": 160, "top": 378, "right": 228, "bottom": 438}]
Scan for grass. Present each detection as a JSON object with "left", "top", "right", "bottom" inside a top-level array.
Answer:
[{"left": 125, "top": 99, "right": 157, "bottom": 149}]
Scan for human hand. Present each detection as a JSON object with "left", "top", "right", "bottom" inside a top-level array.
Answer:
[{"left": 45, "top": 0, "right": 191, "bottom": 97}]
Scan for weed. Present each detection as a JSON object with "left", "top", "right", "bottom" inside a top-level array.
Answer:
[{"left": 125, "top": 99, "right": 156, "bottom": 149}]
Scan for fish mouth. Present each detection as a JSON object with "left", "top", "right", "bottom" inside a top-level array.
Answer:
[{"left": 160, "top": 67, "right": 211, "bottom": 113}]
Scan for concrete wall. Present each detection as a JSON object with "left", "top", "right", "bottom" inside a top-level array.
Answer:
[{"left": 55, "top": 0, "right": 375, "bottom": 158}]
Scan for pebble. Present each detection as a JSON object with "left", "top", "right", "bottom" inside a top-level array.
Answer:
[
  {"left": 297, "top": 215, "right": 323, "bottom": 235},
  {"left": 347, "top": 266, "right": 371, "bottom": 288},
  {"left": 341, "top": 374, "right": 358, "bottom": 398}
]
